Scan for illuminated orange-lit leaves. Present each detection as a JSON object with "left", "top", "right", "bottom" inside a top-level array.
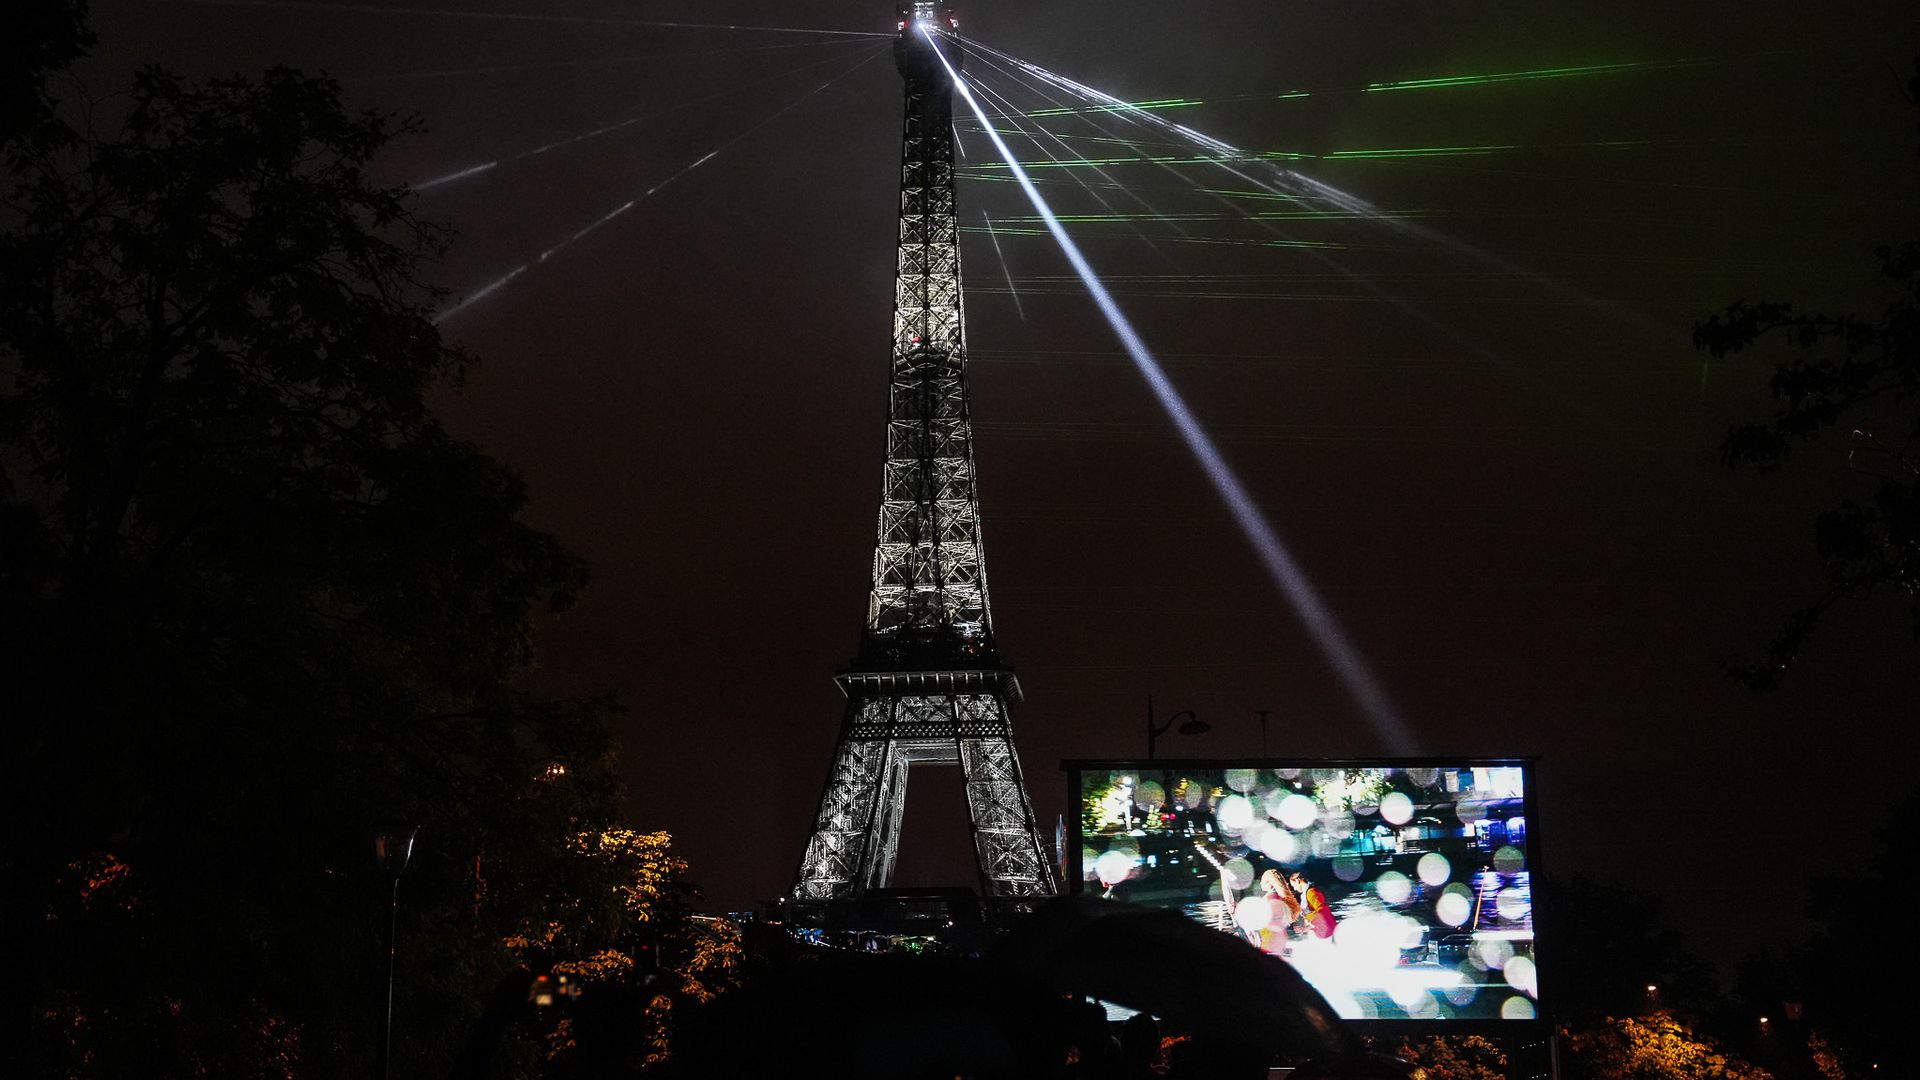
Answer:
[
  {"left": 505, "top": 829, "right": 740, "bottom": 1068},
  {"left": 678, "top": 918, "right": 743, "bottom": 1006},
  {"left": 1569, "top": 1011, "right": 1772, "bottom": 1080},
  {"left": 1807, "top": 1032, "right": 1845, "bottom": 1080},
  {"left": 253, "top": 1007, "right": 301, "bottom": 1080},
  {"left": 552, "top": 948, "right": 636, "bottom": 981},
  {"left": 642, "top": 993, "right": 675, "bottom": 1067},
  {"left": 1390, "top": 1034, "right": 1508, "bottom": 1080},
  {"left": 544, "top": 1017, "right": 576, "bottom": 1062},
  {"left": 55, "top": 853, "right": 137, "bottom": 915},
  {"left": 571, "top": 828, "right": 688, "bottom": 924}
]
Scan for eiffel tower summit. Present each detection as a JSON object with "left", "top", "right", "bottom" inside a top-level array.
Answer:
[{"left": 790, "top": 3, "right": 1056, "bottom": 911}]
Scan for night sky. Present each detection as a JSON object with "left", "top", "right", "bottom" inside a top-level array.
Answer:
[{"left": 83, "top": 0, "right": 1920, "bottom": 970}]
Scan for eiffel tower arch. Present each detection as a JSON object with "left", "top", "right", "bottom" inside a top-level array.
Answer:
[{"left": 790, "top": 3, "right": 1055, "bottom": 907}]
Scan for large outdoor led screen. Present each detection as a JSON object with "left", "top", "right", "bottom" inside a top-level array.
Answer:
[{"left": 1066, "top": 760, "right": 1540, "bottom": 1023}]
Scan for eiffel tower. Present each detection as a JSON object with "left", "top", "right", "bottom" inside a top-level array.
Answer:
[{"left": 790, "top": 3, "right": 1055, "bottom": 907}]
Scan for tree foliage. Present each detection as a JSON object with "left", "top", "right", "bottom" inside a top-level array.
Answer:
[
  {"left": 1795, "top": 786, "right": 1913, "bottom": 1074},
  {"left": 502, "top": 830, "right": 742, "bottom": 1075},
  {"left": 1693, "top": 60, "right": 1920, "bottom": 688},
  {"left": 0, "top": 65, "right": 628, "bottom": 1075},
  {"left": 1389, "top": 1034, "right": 1507, "bottom": 1080},
  {"left": 1568, "top": 1011, "right": 1772, "bottom": 1080},
  {"left": 1, "top": 0, "right": 93, "bottom": 144},
  {"left": 1539, "top": 875, "right": 1717, "bottom": 1027}
]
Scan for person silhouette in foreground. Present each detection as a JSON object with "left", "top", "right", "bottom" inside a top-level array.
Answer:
[{"left": 1117, "top": 1011, "right": 1161, "bottom": 1079}]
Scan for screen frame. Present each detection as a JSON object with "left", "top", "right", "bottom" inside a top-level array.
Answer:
[{"left": 1061, "top": 756, "right": 1549, "bottom": 1036}]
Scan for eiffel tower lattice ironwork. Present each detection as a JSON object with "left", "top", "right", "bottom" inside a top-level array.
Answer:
[{"left": 791, "top": 3, "right": 1055, "bottom": 905}]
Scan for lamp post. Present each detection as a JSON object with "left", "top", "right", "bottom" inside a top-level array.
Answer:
[
  {"left": 374, "top": 824, "right": 418, "bottom": 1080},
  {"left": 1145, "top": 695, "right": 1210, "bottom": 759}
]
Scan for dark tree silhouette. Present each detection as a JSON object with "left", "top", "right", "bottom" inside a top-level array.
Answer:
[
  {"left": 1794, "top": 787, "right": 1914, "bottom": 1074},
  {"left": 1692, "top": 59, "right": 1920, "bottom": 689},
  {"left": 0, "top": 67, "right": 627, "bottom": 1075},
  {"left": 1538, "top": 874, "right": 1716, "bottom": 1029},
  {"left": 0, "top": 0, "right": 92, "bottom": 144}
]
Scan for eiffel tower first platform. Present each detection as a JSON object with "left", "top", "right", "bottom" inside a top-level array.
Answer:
[{"left": 789, "top": 3, "right": 1056, "bottom": 916}]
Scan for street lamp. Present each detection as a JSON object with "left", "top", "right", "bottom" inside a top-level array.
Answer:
[
  {"left": 374, "top": 823, "right": 418, "bottom": 1080},
  {"left": 1145, "top": 695, "right": 1210, "bottom": 759}
]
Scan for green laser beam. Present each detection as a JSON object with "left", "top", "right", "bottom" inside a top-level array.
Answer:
[
  {"left": 955, "top": 137, "right": 1712, "bottom": 171},
  {"left": 954, "top": 170, "right": 1325, "bottom": 204},
  {"left": 961, "top": 151, "right": 1314, "bottom": 170},
  {"left": 957, "top": 226, "right": 1364, "bottom": 251},
  {"left": 1362, "top": 59, "right": 1696, "bottom": 92},
  {"left": 992, "top": 211, "right": 1435, "bottom": 222},
  {"left": 1321, "top": 140, "right": 1651, "bottom": 159},
  {"left": 964, "top": 127, "right": 1193, "bottom": 151},
  {"left": 976, "top": 55, "right": 1721, "bottom": 121},
  {"left": 1027, "top": 97, "right": 1195, "bottom": 116}
]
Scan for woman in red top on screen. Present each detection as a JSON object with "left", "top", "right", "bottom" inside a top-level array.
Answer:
[{"left": 1289, "top": 871, "right": 1337, "bottom": 939}]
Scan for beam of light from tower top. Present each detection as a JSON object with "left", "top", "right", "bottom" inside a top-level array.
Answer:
[
  {"left": 359, "top": 36, "right": 876, "bottom": 84},
  {"left": 980, "top": 211, "right": 1026, "bottom": 321},
  {"left": 435, "top": 46, "right": 884, "bottom": 323},
  {"left": 414, "top": 41, "right": 877, "bottom": 191},
  {"left": 921, "top": 27, "right": 1416, "bottom": 753}
]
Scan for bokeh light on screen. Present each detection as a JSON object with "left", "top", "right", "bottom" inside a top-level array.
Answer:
[
  {"left": 1417, "top": 852, "right": 1452, "bottom": 886},
  {"left": 1258, "top": 827, "right": 1300, "bottom": 863},
  {"left": 1276, "top": 793, "right": 1318, "bottom": 830},
  {"left": 1387, "top": 971, "right": 1431, "bottom": 1011},
  {"left": 1380, "top": 791, "right": 1414, "bottom": 825},
  {"left": 1436, "top": 883, "right": 1474, "bottom": 927},
  {"left": 1496, "top": 888, "right": 1530, "bottom": 921},
  {"left": 1334, "top": 912, "right": 1406, "bottom": 971},
  {"left": 1235, "top": 896, "right": 1273, "bottom": 933},
  {"left": 1397, "top": 915, "right": 1426, "bottom": 950},
  {"left": 1223, "top": 857, "right": 1255, "bottom": 891},
  {"left": 1504, "top": 956, "right": 1539, "bottom": 998},
  {"left": 1135, "top": 780, "right": 1165, "bottom": 810},
  {"left": 1375, "top": 870, "right": 1413, "bottom": 905},
  {"left": 1225, "top": 768, "right": 1258, "bottom": 793},
  {"left": 1493, "top": 844, "right": 1526, "bottom": 874},
  {"left": 1095, "top": 849, "right": 1138, "bottom": 886},
  {"left": 1332, "top": 854, "right": 1365, "bottom": 882},
  {"left": 1502, "top": 996, "right": 1537, "bottom": 1019},
  {"left": 1217, "top": 794, "right": 1255, "bottom": 833},
  {"left": 1476, "top": 937, "right": 1515, "bottom": 971}
]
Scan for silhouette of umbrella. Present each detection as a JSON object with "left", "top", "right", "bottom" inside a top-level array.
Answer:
[{"left": 992, "top": 894, "right": 1354, "bottom": 1058}]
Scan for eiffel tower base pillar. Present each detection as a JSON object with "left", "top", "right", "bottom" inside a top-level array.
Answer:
[{"left": 792, "top": 669, "right": 1055, "bottom": 906}]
